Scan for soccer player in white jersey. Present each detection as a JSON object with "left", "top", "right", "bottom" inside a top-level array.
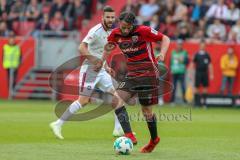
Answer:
[{"left": 50, "top": 6, "right": 124, "bottom": 139}]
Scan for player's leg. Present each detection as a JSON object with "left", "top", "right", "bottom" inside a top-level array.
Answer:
[
  {"left": 50, "top": 69, "right": 97, "bottom": 139},
  {"left": 50, "top": 97, "right": 92, "bottom": 139},
  {"left": 51, "top": 96, "right": 90, "bottom": 125},
  {"left": 140, "top": 105, "right": 160, "bottom": 153},
  {"left": 142, "top": 106, "right": 158, "bottom": 140},
  {"left": 97, "top": 72, "right": 124, "bottom": 137},
  {"left": 112, "top": 89, "right": 137, "bottom": 144},
  {"left": 138, "top": 77, "right": 160, "bottom": 153}
]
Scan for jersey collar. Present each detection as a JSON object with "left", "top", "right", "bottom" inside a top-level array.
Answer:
[{"left": 101, "top": 23, "right": 108, "bottom": 32}]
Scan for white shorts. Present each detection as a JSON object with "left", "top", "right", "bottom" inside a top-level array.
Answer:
[{"left": 79, "top": 65, "right": 114, "bottom": 96}]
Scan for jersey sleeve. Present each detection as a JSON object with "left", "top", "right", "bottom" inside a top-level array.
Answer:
[
  {"left": 141, "top": 26, "right": 164, "bottom": 42},
  {"left": 82, "top": 28, "right": 97, "bottom": 44},
  {"left": 105, "top": 31, "right": 118, "bottom": 53},
  {"left": 107, "top": 30, "right": 117, "bottom": 43}
]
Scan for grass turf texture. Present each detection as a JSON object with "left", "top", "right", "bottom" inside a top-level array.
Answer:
[{"left": 0, "top": 100, "right": 240, "bottom": 160}]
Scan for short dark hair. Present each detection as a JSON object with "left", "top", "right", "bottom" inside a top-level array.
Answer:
[
  {"left": 119, "top": 11, "right": 136, "bottom": 24},
  {"left": 103, "top": 6, "right": 115, "bottom": 13}
]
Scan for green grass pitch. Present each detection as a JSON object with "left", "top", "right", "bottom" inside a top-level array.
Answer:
[{"left": 0, "top": 100, "right": 240, "bottom": 160}]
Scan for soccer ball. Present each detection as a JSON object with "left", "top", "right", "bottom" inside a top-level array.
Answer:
[{"left": 113, "top": 136, "right": 133, "bottom": 155}]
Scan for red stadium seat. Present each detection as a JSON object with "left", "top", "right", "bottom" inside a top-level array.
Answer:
[
  {"left": 12, "top": 21, "right": 20, "bottom": 34},
  {"left": 12, "top": 21, "right": 36, "bottom": 36},
  {"left": 75, "top": 16, "right": 83, "bottom": 30}
]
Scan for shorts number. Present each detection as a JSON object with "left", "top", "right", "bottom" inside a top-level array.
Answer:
[{"left": 119, "top": 82, "right": 126, "bottom": 88}]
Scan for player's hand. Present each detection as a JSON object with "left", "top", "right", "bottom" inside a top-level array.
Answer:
[
  {"left": 156, "top": 54, "right": 165, "bottom": 62},
  {"left": 105, "top": 66, "right": 115, "bottom": 77},
  {"left": 104, "top": 42, "right": 116, "bottom": 52},
  {"left": 88, "top": 57, "right": 103, "bottom": 72}
]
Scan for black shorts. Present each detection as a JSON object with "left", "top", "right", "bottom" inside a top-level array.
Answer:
[
  {"left": 195, "top": 72, "right": 209, "bottom": 87},
  {"left": 117, "top": 76, "right": 159, "bottom": 106}
]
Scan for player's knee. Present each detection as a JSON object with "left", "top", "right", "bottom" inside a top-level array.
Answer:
[
  {"left": 141, "top": 107, "right": 151, "bottom": 113},
  {"left": 106, "top": 87, "right": 115, "bottom": 95},
  {"left": 77, "top": 96, "right": 90, "bottom": 106},
  {"left": 111, "top": 96, "right": 119, "bottom": 108},
  {"left": 112, "top": 95, "right": 125, "bottom": 109},
  {"left": 141, "top": 107, "right": 153, "bottom": 118}
]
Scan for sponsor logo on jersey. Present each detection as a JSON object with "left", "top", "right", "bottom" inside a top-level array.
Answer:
[
  {"left": 119, "top": 82, "right": 126, "bottom": 88},
  {"left": 87, "top": 86, "right": 92, "bottom": 90},
  {"left": 132, "top": 36, "right": 138, "bottom": 43},
  {"left": 122, "top": 47, "right": 139, "bottom": 53}
]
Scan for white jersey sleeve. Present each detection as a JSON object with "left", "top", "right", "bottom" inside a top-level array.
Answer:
[
  {"left": 82, "top": 28, "right": 97, "bottom": 44},
  {"left": 81, "top": 23, "right": 110, "bottom": 59}
]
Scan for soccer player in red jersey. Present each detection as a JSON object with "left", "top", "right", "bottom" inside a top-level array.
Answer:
[{"left": 104, "top": 11, "right": 170, "bottom": 153}]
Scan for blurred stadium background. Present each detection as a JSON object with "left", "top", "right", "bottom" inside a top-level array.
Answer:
[
  {"left": 0, "top": 0, "right": 240, "bottom": 160},
  {"left": 0, "top": 0, "right": 240, "bottom": 105}
]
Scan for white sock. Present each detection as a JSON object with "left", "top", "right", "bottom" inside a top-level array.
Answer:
[
  {"left": 114, "top": 113, "right": 122, "bottom": 130},
  {"left": 69, "top": 100, "right": 82, "bottom": 114},
  {"left": 55, "top": 100, "right": 82, "bottom": 127},
  {"left": 55, "top": 119, "right": 65, "bottom": 127}
]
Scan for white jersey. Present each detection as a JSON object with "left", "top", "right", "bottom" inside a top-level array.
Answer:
[
  {"left": 82, "top": 23, "right": 111, "bottom": 61},
  {"left": 79, "top": 23, "right": 114, "bottom": 95}
]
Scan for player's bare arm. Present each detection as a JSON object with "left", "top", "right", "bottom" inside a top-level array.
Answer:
[
  {"left": 102, "top": 42, "right": 117, "bottom": 74},
  {"left": 103, "top": 42, "right": 116, "bottom": 58},
  {"left": 79, "top": 42, "right": 103, "bottom": 72},
  {"left": 156, "top": 35, "right": 170, "bottom": 62},
  {"left": 104, "top": 62, "right": 115, "bottom": 77}
]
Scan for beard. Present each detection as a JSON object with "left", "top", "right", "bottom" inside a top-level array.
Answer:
[{"left": 103, "top": 20, "right": 113, "bottom": 29}]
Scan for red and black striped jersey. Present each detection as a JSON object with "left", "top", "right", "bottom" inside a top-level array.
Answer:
[{"left": 107, "top": 25, "right": 164, "bottom": 77}]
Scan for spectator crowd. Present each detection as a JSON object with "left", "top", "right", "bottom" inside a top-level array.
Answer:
[
  {"left": 122, "top": 0, "right": 240, "bottom": 44},
  {"left": 0, "top": 0, "right": 106, "bottom": 36},
  {"left": 0, "top": 0, "right": 240, "bottom": 43}
]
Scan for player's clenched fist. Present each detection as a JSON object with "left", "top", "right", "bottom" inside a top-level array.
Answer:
[
  {"left": 93, "top": 59, "right": 103, "bottom": 72},
  {"left": 156, "top": 53, "right": 165, "bottom": 62},
  {"left": 88, "top": 56, "right": 103, "bottom": 72}
]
